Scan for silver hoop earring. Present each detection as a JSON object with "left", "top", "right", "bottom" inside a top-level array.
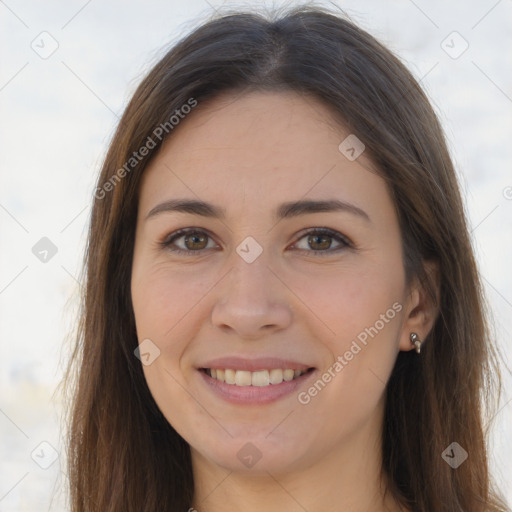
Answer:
[{"left": 410, "top": 332, "right": 422, "bottom": 354}]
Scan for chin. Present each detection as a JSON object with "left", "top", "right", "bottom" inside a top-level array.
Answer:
[{"left": 188, "top": 429, "right": 318, "bottom": 475}]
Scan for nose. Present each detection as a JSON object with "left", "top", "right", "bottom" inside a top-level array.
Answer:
[{"left": 211, "top": 252, "right": 293, "bottom": 340}]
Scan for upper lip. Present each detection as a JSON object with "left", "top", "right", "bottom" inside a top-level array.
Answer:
[{"left": 198, "top": 357, "right": 315, "bottom": 372}]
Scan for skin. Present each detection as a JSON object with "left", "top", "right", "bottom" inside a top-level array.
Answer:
[{"left": 131, "top": 90, "right": 437, "bottom": 512}]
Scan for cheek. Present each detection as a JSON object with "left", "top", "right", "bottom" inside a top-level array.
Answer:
[
  {"left": 131, "top": 259, "right": 228, "bottom": 402},
  {"left": 291, "top": 259, "right": 404, "bottom": 409},
  {"left": 131, "top": 260, "right": 215, "bottom": 344},
  {"left": 131, "top": 263, "right": 216, "bottom": 429},
  {"left": 289, "top": 259, "right": 404, "bottom": 348}
]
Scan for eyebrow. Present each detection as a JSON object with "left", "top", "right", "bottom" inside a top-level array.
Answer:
[{"left": 145, "top": 198, "right": 371, "bottom": 222}]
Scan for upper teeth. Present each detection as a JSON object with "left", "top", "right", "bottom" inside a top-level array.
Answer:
[{"left": 206, "top": 368, "right": 308, "bottom": 386}]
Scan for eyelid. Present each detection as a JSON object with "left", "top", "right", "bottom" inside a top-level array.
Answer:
[{"left": 159, "top": 226, "right": 353, "bottom": 255}]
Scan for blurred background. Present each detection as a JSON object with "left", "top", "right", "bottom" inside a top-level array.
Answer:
[{"left": 1, "top": 0, "right": 511, "bottom": 510}]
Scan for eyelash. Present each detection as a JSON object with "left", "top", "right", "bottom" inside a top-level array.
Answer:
[{"left": 159, "top": 227, "right": 353, "bottom": 257}]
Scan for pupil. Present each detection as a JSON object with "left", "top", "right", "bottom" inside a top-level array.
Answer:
[
  {"left": 187, "top": 233, "right": 206, "bottom": 249},
  {"left": 311, "top": 234, "right": 330, "bottom": 250}
]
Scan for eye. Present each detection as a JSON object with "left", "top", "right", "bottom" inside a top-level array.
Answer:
[
  {"left": 291, "top": 227, "right": 352, "bottom": 255},
  {"left": 160, "top": 227, "right": 352, "bottom": 256},
  {"left": 160, "top": 228, "right": 218, "bottom": 255}
]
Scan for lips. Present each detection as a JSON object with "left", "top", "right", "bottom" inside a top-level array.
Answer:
[
  {"left": 198, "top": 356, "right": 314, "bottom": 373},
  {"left": 196, "top": 356, "right": 316, "bottom": 404}
]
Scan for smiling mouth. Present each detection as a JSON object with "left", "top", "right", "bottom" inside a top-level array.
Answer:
[{"left": 200, "top": 367, "right": 315, "bottom": 386}]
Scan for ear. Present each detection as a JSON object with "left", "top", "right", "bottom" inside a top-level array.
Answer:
[{"left": 399, "top": 260, "right": 440, "bottom": 352}]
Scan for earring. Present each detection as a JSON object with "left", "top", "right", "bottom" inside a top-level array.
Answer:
[{"left": 410, "top": 332, "right": 422, "bottom": 354}]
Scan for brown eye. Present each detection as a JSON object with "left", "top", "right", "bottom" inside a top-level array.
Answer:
[
  {"left": 292, "top": 228, "right": 351, "bottom": 255},
  {"left": 161, "top": 228, "right": 217, "bottom": 255},
  {"left": 182, "top": 232, "right": 208, "bottom": 250},
  {"left": 307, "top": 233, "right": 332, "bottom": 250},
  {"left": 160, "top": 227, "right": 351, "bottom": 256}
]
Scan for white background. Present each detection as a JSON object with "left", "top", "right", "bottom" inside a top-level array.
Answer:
[{"left": 0, "top": 0, "right": 511, "bottom": 510}]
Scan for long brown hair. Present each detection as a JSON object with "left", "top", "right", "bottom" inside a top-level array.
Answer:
[{"left": 63, "top": 4, "right": 509, "bottom": 511}]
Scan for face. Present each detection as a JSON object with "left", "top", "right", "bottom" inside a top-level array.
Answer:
[{"left": 131, "top": 90, "right": 418, "bottom": 475}]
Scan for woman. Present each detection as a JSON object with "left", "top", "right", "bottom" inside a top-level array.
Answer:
[{"left": 64, "top": 4, "right": 510, "bottom": 511}]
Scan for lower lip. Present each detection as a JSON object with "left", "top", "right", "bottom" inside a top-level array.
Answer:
[{"left": 198, "top": 369, "right": 316, "bottom": 405}]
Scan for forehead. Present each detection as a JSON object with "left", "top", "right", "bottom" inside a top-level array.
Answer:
[{"left": 138, "top": 90, "right": 387, "bottom": 216}]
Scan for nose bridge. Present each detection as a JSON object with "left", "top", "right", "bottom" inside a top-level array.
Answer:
[
  {"left": 211, "top": 240, "right": 293, "bottom": 336},
  {"left": 231, "top": 244, "right": 271, "bottom": 296},
  {"left": 226, "top": 240, "right": 278, "bottom": 307}
]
